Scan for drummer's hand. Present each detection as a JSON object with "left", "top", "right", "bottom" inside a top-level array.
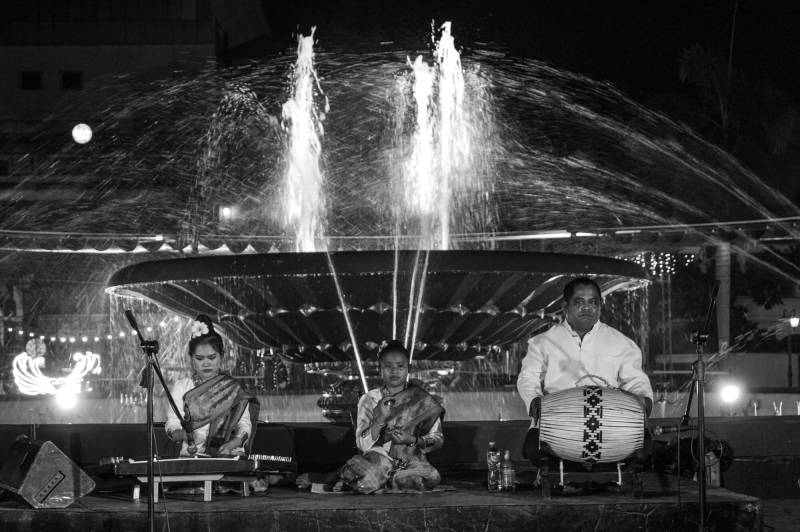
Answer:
[
  {"left": 387, "top": 427, "right": 416, "bottom": 445},
  {"left": 529, "top": 397, "right": 542, "bottom": 423},
  {"left": 638, "top": 396, "right": 653, "bottom": 417},
  {"left": 167, "top": 429, "right": 187, "bottom": 442}
]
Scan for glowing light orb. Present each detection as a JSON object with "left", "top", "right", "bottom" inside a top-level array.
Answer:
[
  {"left": 55, "top": 389, "right": 78, "bottom": 409},
  {"left": 71, "top": 123, "right": 93, "bottom": 144},
  {"left": 719, "top": 384, "right": 741, "bottom": 404}
]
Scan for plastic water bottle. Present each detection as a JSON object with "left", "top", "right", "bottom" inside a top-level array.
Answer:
[
  {"left": 486, "top": 441, "right": 501, "bottom": 491},
  {"left": 501, "top": 450, "right": 516, "bottom": 492}
]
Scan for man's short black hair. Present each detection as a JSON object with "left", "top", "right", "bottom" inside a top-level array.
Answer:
[
  {"left": 378, "top": 340, "right": 409, "bottom": 363},
  {"left": 563, "top": 277, "right": 602, "bottom": 301}
]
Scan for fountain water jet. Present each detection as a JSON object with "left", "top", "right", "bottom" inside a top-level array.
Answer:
[
  {"left": 399, "top": 22, "right": 492, "bottom": 250},
  {"left": 282, "top": 27, "right": 328, "bottom": 252}
]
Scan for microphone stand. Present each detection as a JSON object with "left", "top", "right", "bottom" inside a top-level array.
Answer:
[
  {"left": 678, "top": 282, "right": 720, "bottom": 532},
  {"left": 125, "top": 310, "right": 193, "bottom": 532}
]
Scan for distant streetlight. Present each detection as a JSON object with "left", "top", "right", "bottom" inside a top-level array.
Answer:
[
  {"left": 719, "top": 384, "right": 741, "bottom": 404},
  {"left": 71, "top": 123, "right": 93, "bottom": 144},
  {"left": 218, "top": 205, "right": 239, "bottom": 224}
]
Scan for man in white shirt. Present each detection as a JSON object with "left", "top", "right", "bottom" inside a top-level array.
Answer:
[{"left": 516, "top": 277, "right": 653, "bottom": 464}]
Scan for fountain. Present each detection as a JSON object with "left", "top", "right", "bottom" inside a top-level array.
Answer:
[
  {"left": 105, "top": 249, "right": 647, "bottom": 362},
  {"left": 102, "top": 25, "right": 651, "bottom": 401},
  {"left": 4, "top": 21, "right": 797, "bottom": 425}
]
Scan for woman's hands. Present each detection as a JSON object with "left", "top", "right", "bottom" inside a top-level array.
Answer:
[
  {"left": 386, "top": 427, "right": 416, "bottom": 446},
  {"left": 218, "top": 436, "right": 245, "bottom": 455},
  {"left": 372, "top": 398, "right": 393, "bottom": 426},
  {"left": 167, "top": 429, "right": 187, "bottom": 442}
]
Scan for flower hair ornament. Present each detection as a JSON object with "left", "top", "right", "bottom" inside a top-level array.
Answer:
[{"left": 190, "top": 320, "right": 210, "bottom": 338}]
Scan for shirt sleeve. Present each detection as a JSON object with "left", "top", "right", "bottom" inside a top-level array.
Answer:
[
  {"left": 617, "top": 339, "right": 654, "bottom": 401},
  {"left": 355, "top": 391, "right": 380, "bottom": 453},
  {"left": 517, "top": 337, "right": 547, "bottom": 415},
  {"left": 164, "top": 379, "right": 188, "bottom": 435},
  {"left": 419, "top": 417, "right": 443, "bottom": 453},
  {"left": 233, "top": 403, "right": 253, "bottom": 445}
]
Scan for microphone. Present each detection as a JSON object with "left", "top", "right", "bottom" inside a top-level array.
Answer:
[
  {"left": 710, "top": 280, "right": 721, "bottom": 300},
  {"left": 652, "top": 424, "right": 697, "bottom": 435},
  {"left": 124, "top": 310, "right": 139, "bottom": 333},
  {"left": 124, "top": 310, "right": 146, "bottom": 344},
  {"left": 700, "top": 281, "right": 721, "bottom": 334}
]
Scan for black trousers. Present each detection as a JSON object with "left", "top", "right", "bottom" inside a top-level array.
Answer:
[{"left": 522, "top": 428, "right": 652, "bottom": 466}]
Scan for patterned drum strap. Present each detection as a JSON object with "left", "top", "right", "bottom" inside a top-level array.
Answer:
[{"left": 582, "top": 386, "right": 604, "bottom": 463}]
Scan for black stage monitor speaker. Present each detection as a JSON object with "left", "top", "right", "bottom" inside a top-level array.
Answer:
[{"left": 0, "top": 436, "right": 95, "bottom": 508}]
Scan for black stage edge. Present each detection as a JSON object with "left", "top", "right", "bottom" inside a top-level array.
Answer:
[
  {"left": 0, "top": 475, "right": 761, "bottom": 532},
  {"left": 1, "top": 418, "right": 797, "bottom": 499}
]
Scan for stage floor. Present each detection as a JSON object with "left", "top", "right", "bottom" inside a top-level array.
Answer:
[{"left": 0, "top": 474, "right": 762, "bottom": 532}]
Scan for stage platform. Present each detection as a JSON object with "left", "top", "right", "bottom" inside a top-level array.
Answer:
[{"left": 0, "top": 474, "right": 761, "bottom": 532}]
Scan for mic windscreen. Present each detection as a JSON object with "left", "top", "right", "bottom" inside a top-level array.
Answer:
[{"left": 124, "top": 310, "right": 139, "bottom": 333}]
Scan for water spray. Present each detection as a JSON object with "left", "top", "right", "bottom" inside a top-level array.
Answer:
[
  {"left": 325, "top": 252, "right": 368, "bottom": 393},
  {"left": 408, "top": 249, "right": 431, "bottom": 365}
]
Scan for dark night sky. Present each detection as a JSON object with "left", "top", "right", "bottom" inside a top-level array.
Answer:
[{"left": 255, "top": 0, "right": 800, "bottom": 100}]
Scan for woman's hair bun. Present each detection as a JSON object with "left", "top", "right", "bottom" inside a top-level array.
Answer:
[
  {"left": 188, "top": 314, "right": 223, "bottom": 356},
  {"left": 195, "top": 314, "right": 215, "bottom": 334}
]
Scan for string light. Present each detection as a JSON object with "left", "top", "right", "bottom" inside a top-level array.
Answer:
[
  {"left": 2, "top": 329, "right": 120, "bottom": 343},
  {"left": 624, "top": 252, "right": 696, "bottom": 278}
]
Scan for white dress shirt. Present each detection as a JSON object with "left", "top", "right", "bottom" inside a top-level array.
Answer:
[
  {"left": 517, "top": 320, "right": 653, "bottom": 428},
  {"left": 355, "top": 387, "right": 443, "bottom": 458},
  {"left": 164, "top": 376, "right": 252, "bottom": 456}
]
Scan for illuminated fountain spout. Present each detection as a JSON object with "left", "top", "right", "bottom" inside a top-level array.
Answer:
[
  {"left": 282, "top": 27, "right": 328, "bottom": 252},
  {"left": 401, "top": 22, "right": 490, "bottom": 250}
]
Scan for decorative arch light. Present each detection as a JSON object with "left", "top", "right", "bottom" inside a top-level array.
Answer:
[{"left": 12, "top": 350, "right": 102, "bottom": 399}]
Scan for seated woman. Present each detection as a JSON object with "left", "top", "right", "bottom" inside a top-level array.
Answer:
[
  {"left": 165, "top": 315, "right": 255, "bottom": 456},
  {"left": 337, "top": 341, "right": 444, "bottom": 493}
]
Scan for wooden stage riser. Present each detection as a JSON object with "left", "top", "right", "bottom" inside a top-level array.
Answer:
[{"left": 0, "top": 496, "right": 762, "bottom": 532}]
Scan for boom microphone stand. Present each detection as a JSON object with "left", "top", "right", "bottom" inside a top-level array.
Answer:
[
  {"left": 124, "top": 310, "right": 194, "bottom": 532},
  {"left": 677, "top": 281, "right": 720, "bottom": 532}
]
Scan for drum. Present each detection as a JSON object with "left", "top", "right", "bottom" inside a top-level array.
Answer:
[{"left": 538, "top": 386, "right": 644, "bottom": 464}]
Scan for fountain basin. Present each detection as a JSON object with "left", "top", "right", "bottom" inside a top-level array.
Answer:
[{"left": 106, "top": 250, "right": 647, "bottom": 361}]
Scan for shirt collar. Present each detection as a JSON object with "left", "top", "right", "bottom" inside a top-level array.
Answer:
[{"left": 562, "top": 319, "right": 601, "bottom": 337}]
